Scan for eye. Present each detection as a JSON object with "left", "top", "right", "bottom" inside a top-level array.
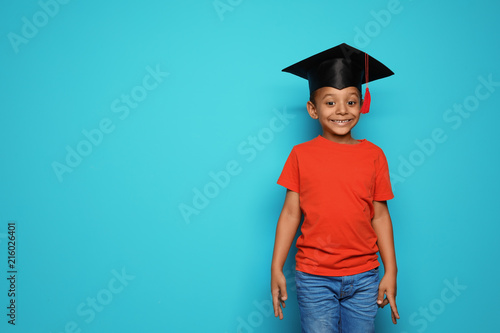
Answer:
[
  {"left": 326, "top": 101, "right": 335, "bottom": 106},
  {"left": 347, "top": 100, "right": 357, "bottom": 106}
]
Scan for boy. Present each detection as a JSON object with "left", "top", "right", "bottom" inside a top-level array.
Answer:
[{"left": 270, "top": 43, "right": 399, "bottom": 333}]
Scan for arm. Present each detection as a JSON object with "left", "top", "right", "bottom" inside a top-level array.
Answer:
[
  {"left": 372, "top": 200, "right": 400, "bottom": 324},
  {"left": 271, "top": 189, "right": 301, "bottom": 320}
]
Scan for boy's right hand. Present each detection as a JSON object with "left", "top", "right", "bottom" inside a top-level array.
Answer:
[{"left": 271, "top": 270, "right": 287, "bottom": 320}]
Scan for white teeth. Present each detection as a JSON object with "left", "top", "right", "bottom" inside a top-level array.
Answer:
[{"left": 332, "top": 120, "right": 350, "bottom": 123}]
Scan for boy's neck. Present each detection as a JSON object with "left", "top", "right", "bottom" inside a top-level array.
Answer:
[{"left": 321, "top": 132, "right": 359, "bottom": 145}]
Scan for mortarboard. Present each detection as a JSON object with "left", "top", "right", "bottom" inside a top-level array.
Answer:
[{"left": 282, "top": 43, "right": 394, "bottom": 113}]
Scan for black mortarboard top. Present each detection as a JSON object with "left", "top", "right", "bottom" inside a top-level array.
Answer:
[{"left": 282, "top": 43, "right": 394, "bottom": 113}]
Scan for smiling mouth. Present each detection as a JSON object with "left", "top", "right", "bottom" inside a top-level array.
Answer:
[{"left": 330, "top": 119, "right": 352, "bottom": 124}]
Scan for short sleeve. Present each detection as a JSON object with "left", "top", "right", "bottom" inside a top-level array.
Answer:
[
  {"left": 277, "top": 148, "right": 300, "bottom": 193},
  {"left": 373, "top": 150, "right": 394, "bottom": 201}
]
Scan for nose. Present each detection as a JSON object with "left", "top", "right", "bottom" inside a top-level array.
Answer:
[{"left": 336, "top": 103, "right": 348, "bottom": 115}]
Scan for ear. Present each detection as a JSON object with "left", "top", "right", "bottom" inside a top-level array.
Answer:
[{"left": 306, "top": 101, "right": 319, "bottom": 119}]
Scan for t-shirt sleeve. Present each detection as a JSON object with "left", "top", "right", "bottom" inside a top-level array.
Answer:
[
  {"left": 373, "top": 149, "right": 394, "bottom": 201},
  {"left": 277, "top": 148, "right": 300, "bottom": 193}
]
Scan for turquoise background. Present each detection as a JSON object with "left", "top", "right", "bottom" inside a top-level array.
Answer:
[{"left": 1, "top": 0, "right": 499, "bottom": 332}]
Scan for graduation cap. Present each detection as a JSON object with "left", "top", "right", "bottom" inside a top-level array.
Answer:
[{"left": 282, "top": 43, "right": 394, "bottom": 114}]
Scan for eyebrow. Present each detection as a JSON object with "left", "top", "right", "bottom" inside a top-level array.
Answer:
[{"left": 322, "top": 92, "right": 360, "bottom": 99}]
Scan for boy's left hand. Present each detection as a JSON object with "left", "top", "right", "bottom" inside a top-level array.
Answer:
[{"left": 377, "top": 273, "right": 400, "bottom": 324}]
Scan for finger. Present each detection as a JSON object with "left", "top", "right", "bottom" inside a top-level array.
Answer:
[
  {"left": 279, "top": 282, "right": 287, "bottom": 311},
  {"left": 281, "top": 285, "right": 288, "bottom": 302},
  {"left": 379, "top": 298, "right": 389, "bottom": 308},
  {"left": 280, "top": 298, "right": 286, "bottom": 309},
  {"left": 386, "top": 296, "right": 400, "bottom": 325},
  {"left": 387, "top": 294, "right": 400, "bottom": 319},
  {"left": 272, "top": 291, "right": 280, "bottom": 317},
  {"left": 279, "top": 294, "right": 287, "bottom": 318},
  {"left": 377, "top": 288, "right": 385, "bottom": 307}
]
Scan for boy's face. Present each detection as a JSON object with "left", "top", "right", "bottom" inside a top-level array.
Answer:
[{"left": 306, "top": 86, "right": 362, "bottom": 143}]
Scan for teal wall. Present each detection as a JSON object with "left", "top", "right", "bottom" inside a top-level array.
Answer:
[{"left": 1, "top": 0, "right": 499, "bottom": 332}]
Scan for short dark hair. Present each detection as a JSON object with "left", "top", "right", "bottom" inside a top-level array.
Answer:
[
  {"left": 309, "top": 88, "right": 363, "bottom": 105},
  {"left": 309, "top": 91, "right": 317, "bottom": 105}
]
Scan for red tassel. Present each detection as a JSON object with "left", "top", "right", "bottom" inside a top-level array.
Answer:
[
  {"left": 360, "top": 52, "right": 370, "bottom": 114},
  {"left": 360, "top": 87, "right": 370, "bottom": 114}
]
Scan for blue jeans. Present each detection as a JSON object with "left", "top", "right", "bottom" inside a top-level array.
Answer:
[{"left": 295, "top": 268, "right": 379, "bottom": 333}]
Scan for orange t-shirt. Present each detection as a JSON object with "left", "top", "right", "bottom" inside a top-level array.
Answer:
[{"left": 277, "top": 135, "right": 394, "bottom": 276}]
